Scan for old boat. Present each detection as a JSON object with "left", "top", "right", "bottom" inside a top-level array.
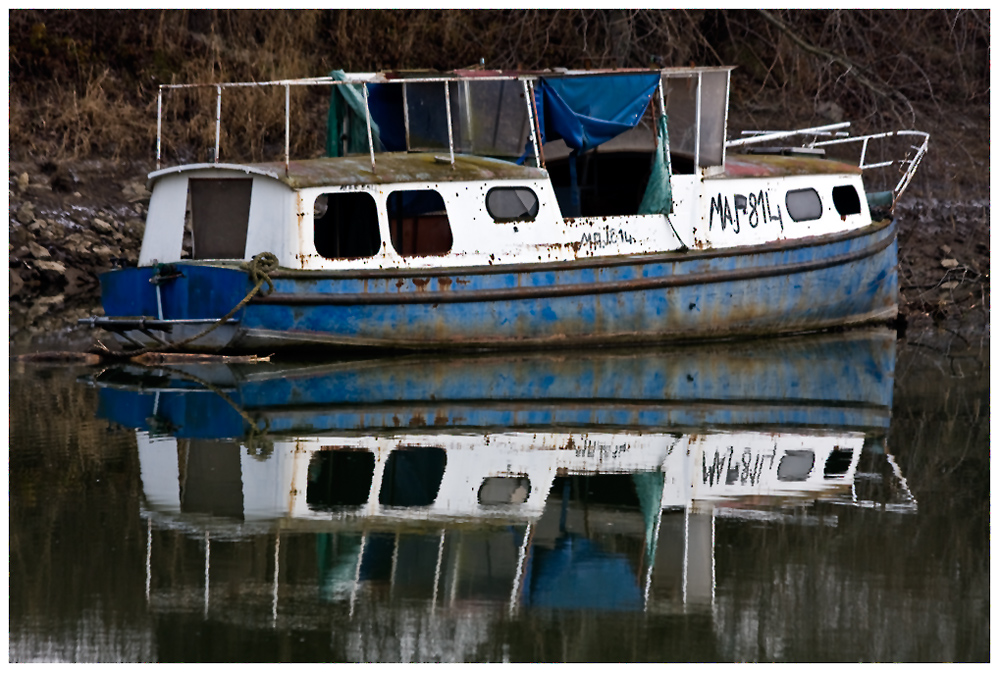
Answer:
[{"left": 81, "top": 67, "right": 929, "bottom": 352}]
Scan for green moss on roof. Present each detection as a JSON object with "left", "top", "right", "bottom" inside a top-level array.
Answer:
[{"left": 260, "top": 152, "right": 548, "bottom": 188}]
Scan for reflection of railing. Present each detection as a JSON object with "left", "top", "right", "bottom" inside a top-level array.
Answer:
[{"left": 727, "top": 123, "right": 930, "bottom": 206}]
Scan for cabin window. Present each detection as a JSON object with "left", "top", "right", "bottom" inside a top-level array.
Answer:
[
  {"left": 478, "top": 477, "right": 531, "bottom": 505},
  {"left": 189, "top": 178, "right": 252, "bottom": 259},
  {"left": 314, "top": 192, "right": 381, "bottom": 259},
  {"left": 832, "top": 185, "right": 863, "bottom": 217},
  {"left": 776, "top": 450, "right": 815, "bottom": 482},
  {"left": 486, "top": 187, "right": 539, "bottom": 222},
  {"left": 785, "top": 188, "right": 823, "bottom": 222},
  {"left": 387, "top": 189, "right": 453, "bottom": 256},
  {"left": 378, "top": 446, "right": 447, "bottom": 507},
  {"left": 306, "top": 449, "right": 375, "bottom": 510}
]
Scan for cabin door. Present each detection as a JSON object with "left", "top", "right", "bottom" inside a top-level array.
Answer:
[{"left": 189, "top": 178, "right": 253, "bottom": 259}]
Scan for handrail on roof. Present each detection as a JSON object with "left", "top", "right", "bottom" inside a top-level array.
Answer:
[
  {"left": 154, "top": 67, "right": 735, "bottom": 174},
  {"left": 727, "top": 123, "right": 930, "bottom": 206}
]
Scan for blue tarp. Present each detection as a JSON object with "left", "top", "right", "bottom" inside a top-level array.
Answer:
[
  {"left": 534, "top": 74, "right": 660, "bottom": 215},
  {"left": 533, "top": 74, "right": 660, "bottom": 153}
]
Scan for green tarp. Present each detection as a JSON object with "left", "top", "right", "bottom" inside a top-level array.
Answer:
[
  {"left": 325, "top": 70, "right": 382, "bottom": 157},
  {"left": 637, "top": 113, "right": 673, "bottom": 216}
]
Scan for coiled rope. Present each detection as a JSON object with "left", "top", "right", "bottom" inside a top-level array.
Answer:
[{"left": 93, "top": 252, "right": 279, "bottom": 359}]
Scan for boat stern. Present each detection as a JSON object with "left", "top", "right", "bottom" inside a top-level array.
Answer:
[{"left": 82, "top": 263, "right": 257, "bottom": 352}]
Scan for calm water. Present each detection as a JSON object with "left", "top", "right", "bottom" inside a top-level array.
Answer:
[{"left": 9, "top": 328, "right": 989, "bottom": 662}]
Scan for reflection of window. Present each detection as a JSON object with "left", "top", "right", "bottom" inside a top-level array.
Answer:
[
  {"left": 823, "top": 448, "right": 854, "bottom": 479},
  {"left": 832, "top": 185, "right": 862, "bottom": 217},
  {"left": 379, "top": 446, "right": 447, "bottom": 507},
  {"left": 387, "top": 189, "right": 453, "bottom": 256},
  {"left": 314, "top": 192, "right": 381, "bottom": 259},
  {"left": 786, "top": 188, "right": 823, "bottom": 222},
  {"left": 486, "top": 187, "right": 539, "bottom": 222},
  {"left": 776, "top": 450, "right": 815, "bottom": 481},
  {"left": 478, "top": 477, "right": 531, "bottom": 505},
  {"left": 306, "top": 449, "right": 375, "bottom": 510}
]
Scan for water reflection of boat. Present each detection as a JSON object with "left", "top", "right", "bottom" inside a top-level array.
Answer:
[{"left": 88, "top": 328, "right": 916, "bottom": 625}]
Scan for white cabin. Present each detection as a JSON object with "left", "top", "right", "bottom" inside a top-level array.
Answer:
[{"left": 138, "top": 68, "right": 897, "bottom": 271}]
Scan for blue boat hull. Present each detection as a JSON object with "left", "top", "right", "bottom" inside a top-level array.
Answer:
[{"left": 95, "top": 219, "right": 897, "bottom": 351}]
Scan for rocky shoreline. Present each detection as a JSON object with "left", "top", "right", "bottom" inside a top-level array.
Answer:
[{"left": 8, "top": 160, "right": 990, "bottom": 355}]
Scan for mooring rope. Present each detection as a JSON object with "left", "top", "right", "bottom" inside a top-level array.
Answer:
[{"left": 92, "top": 251, "right": 279, "bottom": 359}]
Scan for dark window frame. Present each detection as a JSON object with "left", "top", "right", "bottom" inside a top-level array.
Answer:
[
  {"left": 785, "top": 188, "right": 824, "bottom": 222},
  {"left": 387, "top": 188, "right": 454, "bottom": 257},
  {"left": 313, "top": 190, "right": 382, "bottom": 260},
  {"left": 485, "top": 186, "right": 540, "bottom": 222}
]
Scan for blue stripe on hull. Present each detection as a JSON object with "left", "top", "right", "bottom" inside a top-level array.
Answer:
[
  {"left": 239, "top": 221, "right": 897, "bottom": 349},
  {"left": 97, "top": 220, "right": 897, "bottom": 351}
]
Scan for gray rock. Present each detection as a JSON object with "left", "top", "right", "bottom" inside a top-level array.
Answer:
[
  {"left": 15, "top": 202, "right": 34, "bottom": 225},
  {"left": 93, "top": 218, "right": 115, "bottom": 234},
  {"left": 34, "top": 259, "right": 67, "bottom": 274},
  {"left": 28, "top": 241, "right": 52, "bottom": 260}
]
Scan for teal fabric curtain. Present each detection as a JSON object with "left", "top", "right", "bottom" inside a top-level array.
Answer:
[
  {"left": 638, "top": 113, "right": 673, "bottom": 216},
  {"left": 326, "top": 70, "right": 382, "bottom": 157},
  {"left": 631, "top": 471, "right": 665, "bottom": 562}
]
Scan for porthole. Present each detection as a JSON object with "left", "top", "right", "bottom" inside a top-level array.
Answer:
[
  {"left": 785, "top": 188, "right": 823, "bottom": 222},
  {"left": 832, "top": 185, "right": 862, "bottom": 217},
  {"left": 486, "top": 187, "right": 539, "bottom": 222}
]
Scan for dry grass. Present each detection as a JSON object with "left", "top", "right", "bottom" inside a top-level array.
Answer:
[{"left": 9, "top": 9, "right": 989, "bottom": 174}]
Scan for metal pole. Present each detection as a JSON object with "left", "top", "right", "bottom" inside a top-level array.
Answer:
[
  {"left": 284, "top": 83, "right": 290, "bottom": 176},
  {"left": 694, "top": 74, "right": 702, "bottom": 171},
  {"left": 444, "top": 81, "right": 455, "bottom": 166},
  {"left": 525, "top": 80, "right": 544, "bottom": 168},
  {"left": 214, "top": 85, "right": 222, "bottom": 164},
  {"left": 156, "top": 87, "right": 163, "bottom": 170},
  {"left": 362, "top": 83, "right": 376, "bottom": 173},
  {"left": 402, "top": 83, "right": 411, "bottom": 151},
  {"left": 657, "top": 78, "right": 672, "bottom": 177}
]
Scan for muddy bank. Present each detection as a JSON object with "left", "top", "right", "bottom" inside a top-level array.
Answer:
[{"left": 8, "top": 160, "right": 990, "bottom": 355}]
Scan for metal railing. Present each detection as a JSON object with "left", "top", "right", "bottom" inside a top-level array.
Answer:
[
  {"left": 727, "top": 123, "right": 930, "bottom": 205},
  {"left": 153, "top": 68, "right": 731, "bottom": 177},
  {"left": 155, "top": 74, "right": 553, "bottom": 175},
  {"left": 810, "top": 130, "right": 930, "bottom": 206}
]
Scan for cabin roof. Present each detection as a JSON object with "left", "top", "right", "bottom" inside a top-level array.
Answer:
[
  {"left": 148, "top": 153, "right": 548, "bottom": 190},
  {"left": 718, "top": 153, "right": 863, "bottom": 179}
]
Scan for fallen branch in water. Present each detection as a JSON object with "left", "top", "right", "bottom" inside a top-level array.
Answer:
[{"left": 12, "top": 349, "right": 271, "bottom": 365}]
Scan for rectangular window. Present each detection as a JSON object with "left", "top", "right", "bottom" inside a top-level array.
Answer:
[
  {"left": 387, "top": 189, "right": 453, "bottom": 256},
  {"left": 313, "top": 191, "right": 382, "bottom": 259},
  {"left": 189, "top": 178, "right": 253, "bottom": 259}
]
